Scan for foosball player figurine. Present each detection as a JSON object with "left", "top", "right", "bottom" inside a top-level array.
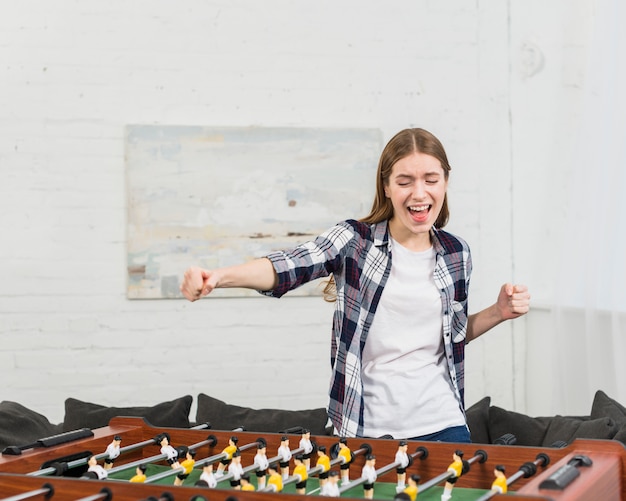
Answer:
[
  {"left": 278, "top": 435, "right": 293, "bottom": 480},
  {"left": 395, "top": 440, "right": 410, "bottom": 492},
  {"left": 316, "top": 445, "right": 331, "bottom": 488},
  {"left": 228, "top": 450, "right": 245, "bottom": 489},
  {"left": 403, "top": 474, "right": 420, "bottom": 501},
  {"left": 198, "top": 463, "right": 217, "bottom": 488},
  {"left": 159, "top": 433, "right": 180, "bottom": 469},
  {"left": 361, "top": 454, "right": 378, "bottom": 499},
  {"left": 338, "top": 437, "right": 353, "bottom": 485},
  {"left": 441, "top": 450, "right": 464, "bottom": 501},
  {"left": 491, "top": 465, "right": 507, "bottom": 494},
  {"left": 216, "top": 436, "right": 239, "bottom": 476},
  {"left": 320, "top": 470, "right": 340, "bottom": 497},
  {"left": 86, "top": 455, "right": 108, "bottom": 480},
  {"left": 293, "top": 454, "right": 309, "bottom": 495},
  {"left": 267, "top": 464, "right": 284, "bottom": 493},
  {"left": 254, "top": 441, "right": 270, "bottom": 489},
  {"left": 299, "top": 428, "right": 314, "bottom": 469},
  {"left": 174, "top": 448, "right": 196, "bottom": 486},
  {"left": 130, "top": 464, "right": 148, "bottom": 483},
  {"left": 241, "top": 472, "right": 255, "bottom": 492},
  {"left": 103, "top": 435, "right": 122, "bottom": 470}
]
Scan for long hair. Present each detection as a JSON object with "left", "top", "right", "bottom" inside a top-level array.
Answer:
[{"left": 323, "top": 128, "right": 452, "bottom": 302}]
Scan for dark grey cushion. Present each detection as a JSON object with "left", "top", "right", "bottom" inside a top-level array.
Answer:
[
  {"left": 589, "top": 390, "right": 626, "bottom": 445},
  {"left": 196, "top": 393, "right": 329, "bottom": 435},
  {"left": 465, "top": 396, "right": 491, "bottom": 444},
  {"left": 63, "top": 395, "right": 192, "bottom": 432},
  {"left": 590, "top": 390, "right": 626, "bottom": 424},
  {"left": 488, "top": 406, "right": 552, "bottom": 446},
  {"left": 542, "top": 415, "right": 618, "bottom": 446},
  {"left": 0, "top": 401, "right": 63, "bottom": 449},
  {"left": 613, "top": 423, "right": 626, "bottom": 445}
]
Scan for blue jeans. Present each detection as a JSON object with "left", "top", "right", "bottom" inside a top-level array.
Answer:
[{"left": 408, "top": 425, "right": 471, "bottom": 443}]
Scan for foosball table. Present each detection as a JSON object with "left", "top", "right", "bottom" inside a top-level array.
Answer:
[{"left": 0, "top": 417, "right": 624, "bottom": 501}]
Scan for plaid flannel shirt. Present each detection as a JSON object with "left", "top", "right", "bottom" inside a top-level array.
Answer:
[{"left": 261, "top": 219, "right": 472, "bottom": 437}]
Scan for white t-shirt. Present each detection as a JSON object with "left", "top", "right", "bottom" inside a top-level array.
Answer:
[{"left": 361, "top": 239, "right": 465, "bottom": 438}]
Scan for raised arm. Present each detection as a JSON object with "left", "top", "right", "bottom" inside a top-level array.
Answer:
[
  {"left": 180, "top": 258, "right": 278, "bottom": 301},
  {"left": 466, "top": 283, "right": 530, "bottom": 343}
]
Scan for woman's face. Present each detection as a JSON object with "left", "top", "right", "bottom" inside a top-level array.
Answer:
[{"left": 385, "top": 151, "right": 448, "bottom": 248}]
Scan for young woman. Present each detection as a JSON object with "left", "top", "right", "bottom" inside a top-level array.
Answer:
[{"left": 180, "top": 128, "right": 530, "bottom": 442}]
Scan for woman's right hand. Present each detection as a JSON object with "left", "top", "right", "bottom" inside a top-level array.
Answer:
[{"left": 180, "top": 266, "right": 219, "bottom": 301}]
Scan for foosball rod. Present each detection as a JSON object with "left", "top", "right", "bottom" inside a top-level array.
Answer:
[
  {"left": 73, "top": 487, "right": 113, "bottom": 501},
  {"left": 417, "top": 449, "right": 488, "bottom": 493},
  {"left": 474, "top": 452, "right": 551, "bottom": 501},
  {"left": 0, "top": 484, "right": 54, "bottom": 501},
  {"left": 26, "top": 423, "right": 212, "bottom": 478},
  {"left": 338, "top": 446, "right": 429, "bottom": 495},
  {"left": 144, "top": 437, "right": 263, "bottom": 484}
]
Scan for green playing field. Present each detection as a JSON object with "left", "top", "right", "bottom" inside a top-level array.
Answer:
[{"left": 108, "top": 463, "right": 492, "bottom": 500}]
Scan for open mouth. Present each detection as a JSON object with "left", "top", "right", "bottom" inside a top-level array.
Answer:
[{"left": 408, "top": 205, "right": 431, "bottom": 222}]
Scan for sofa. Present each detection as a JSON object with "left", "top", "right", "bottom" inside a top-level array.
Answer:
[{"left": 1, "top": 390, "right": 625, "bottom": 451}]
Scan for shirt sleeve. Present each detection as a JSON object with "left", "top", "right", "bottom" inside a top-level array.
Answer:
[{"left": 258, "top": 223, "right": 354, "bottom": 298}]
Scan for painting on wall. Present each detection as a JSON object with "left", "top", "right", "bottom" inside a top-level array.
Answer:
[{"left": 125, "top": 125, "right": 383, "bottom": 298}]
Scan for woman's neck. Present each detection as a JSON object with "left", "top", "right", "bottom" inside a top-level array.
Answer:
[{"left": 388, "top": 218, "right": 432, "bottom": 252}]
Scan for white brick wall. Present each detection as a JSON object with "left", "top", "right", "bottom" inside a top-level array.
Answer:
[{"left": 0, "top": 0, "right": 600, "bottom": 426}]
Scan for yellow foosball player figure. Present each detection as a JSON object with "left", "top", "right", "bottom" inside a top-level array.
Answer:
[
  {"left": 266, "top": 464, "right": 284, "bottom": 493},
  {"left": 241, "top": 472, "right": 255, "bottom": 492},
  {"left": 441, "top": 450, "right": 464, "bottom": 501},
  {"left": 403, "top": 474, "right": 420, "bottom": 501},
  {"left": 338, "top": 438, "right": 353, "bottom": 485},
  {"left": 216, "top": 436, "right": 239, "bottom": 476},
  {"left": 361, "top": 454, "right": 378, "bottom": 499},
  {"left": 316, "top": 445, "right": 331, "bottom": 488},
  {"left": 174, "top": 448, "right": 196, "bottom": 486},
  {"left": 491, "top": 465, "right": 507, "bottom": 494},
  {"left": 320, "top": 470, "right": 340, "bottom": 497},
  {"left": 103, "top": 435, "right": 122, "bottom": 470},
  {"left": 293, "top": 455, "right": 309, "bottom": 495},
  {"left": 129, "top": 464, "right": 147, "bottom": 483}
]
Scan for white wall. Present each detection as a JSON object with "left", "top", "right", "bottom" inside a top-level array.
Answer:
[{"left": 0, "top": 0, "right": 608, "bottom": 425}]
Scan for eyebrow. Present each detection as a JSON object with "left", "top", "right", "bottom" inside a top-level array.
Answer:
[{"left": 394, "top": 171, "right": 442, "bottom": 179}]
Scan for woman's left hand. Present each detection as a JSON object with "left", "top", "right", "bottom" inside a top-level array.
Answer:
[{"left": 496, "top": 283, "right": 530, "bottom": 320}]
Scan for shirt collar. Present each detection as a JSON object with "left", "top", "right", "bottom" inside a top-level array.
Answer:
[{"left": 372, "top": 220, "right": 390, "bottom": 248}]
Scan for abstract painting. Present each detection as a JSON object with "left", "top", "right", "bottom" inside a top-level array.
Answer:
[{"left": 126, "top": 125, "right": 383, "bottom": 298}]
